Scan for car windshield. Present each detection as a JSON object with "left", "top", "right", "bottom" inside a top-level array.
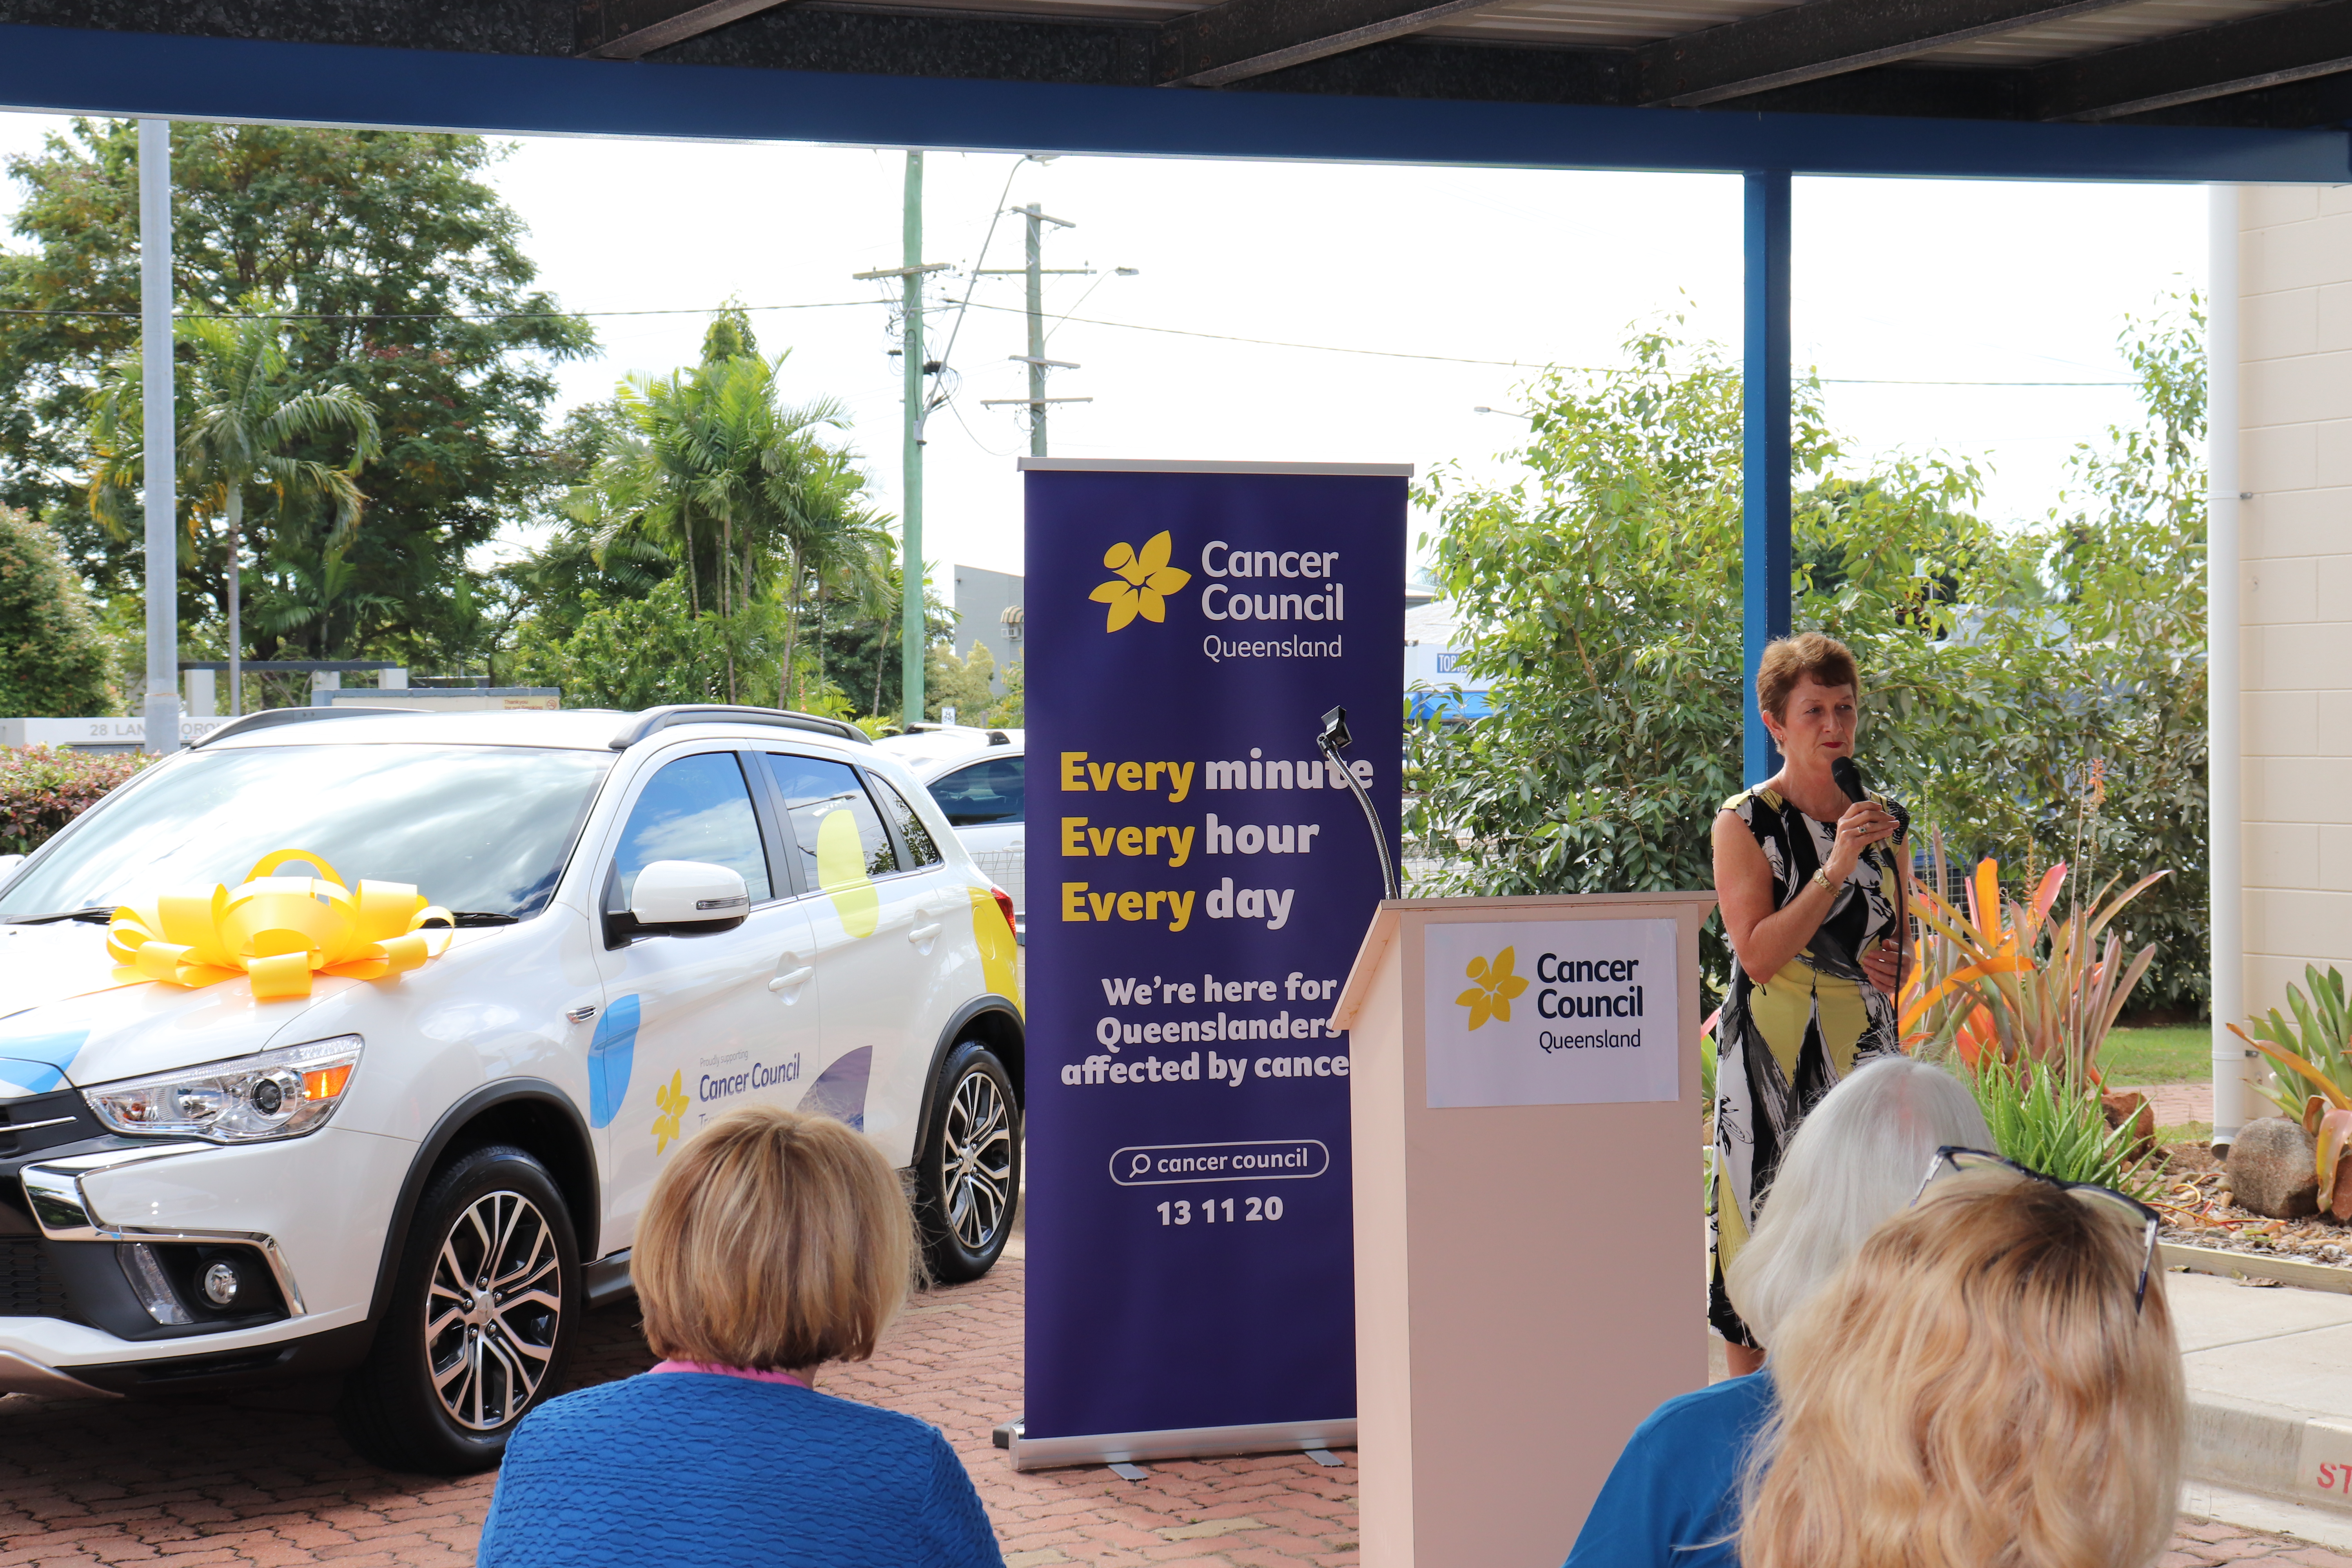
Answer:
[{"left": 0, "top": 744, "right": 614, "bottom": 920}]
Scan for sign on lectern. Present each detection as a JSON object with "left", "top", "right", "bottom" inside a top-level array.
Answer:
[{"left": 1420, "top": 917, "right": 1683, "bottom": 1109}]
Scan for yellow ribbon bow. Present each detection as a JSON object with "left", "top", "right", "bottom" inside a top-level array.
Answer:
[{"left": 106, "top": 848, "right": 456, "bottom": 1001}]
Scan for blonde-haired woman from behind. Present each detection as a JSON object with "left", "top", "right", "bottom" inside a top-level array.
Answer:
[
  {"left": 478, "top": 1104, "right": 1005, "bottom": 1568},
  {"left": 1740, "top": 1163, "right": 2184, "bottom": 1568}
]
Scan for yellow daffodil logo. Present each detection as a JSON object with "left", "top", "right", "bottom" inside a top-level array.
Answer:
[
  {"left": 1456, "top": 946, "right": 1528, "bottom": 1032},
  {"left": 652, "top": 1070, "right": 689, "bottom": 1153},
  {"left": 1090, "top": 531, "right": 1191, "bottom": 632}
]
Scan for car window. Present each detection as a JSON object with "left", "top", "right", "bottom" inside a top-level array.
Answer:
[
  {"left": 611, "top": 752, "right": 772, "bottom": 907},
  {"left": 927, "top": 756, "right": 1024, "bottom": 827},
  {"left": 764, "top": 754, "right": 898, "bottom": 885},
  {"left": 0, "top": 744, "right": 612, "bottom": 920},
  {"left": 869, "top": 774, "right": 942, "bottom": 867}
]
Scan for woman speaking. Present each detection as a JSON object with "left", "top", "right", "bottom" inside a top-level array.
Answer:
[{"left": 1710, "top": 633, "right": 1905, "bottom": 1376}]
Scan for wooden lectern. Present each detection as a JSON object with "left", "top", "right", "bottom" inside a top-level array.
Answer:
[{"left": 1332, "top": 891, "right": 1719, "bottom": 1568}]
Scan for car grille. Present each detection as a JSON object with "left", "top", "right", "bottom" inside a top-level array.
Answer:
[
  {"left": 0, "top": 1239, "right": 70, "bottom": 1317},
  {"left": 0, "top": 1089, "right": 100, "bottom": 1158}
]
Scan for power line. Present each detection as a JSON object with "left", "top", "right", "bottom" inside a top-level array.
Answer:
[{"left": 0, "top": 298, "right": 2140, "bottom": 385}]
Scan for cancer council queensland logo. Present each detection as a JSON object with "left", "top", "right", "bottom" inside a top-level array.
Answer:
[
  {"left": 1455, "top": 946, "right": 1528, "bottom": 1032},
  {"left": 1089, "top": 531, "right": 1191, "bottom": 632}
]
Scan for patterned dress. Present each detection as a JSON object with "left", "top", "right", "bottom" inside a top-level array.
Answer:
[{"left": 1709, "top": 786, "right": 1903, "bottom": 1348}]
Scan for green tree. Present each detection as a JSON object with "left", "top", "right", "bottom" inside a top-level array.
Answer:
[
  {"left": 0, "top": 120, "right": 592, "bottom": 669},
  {"left": 87, "top": 307, "right": 381, "bottom": 712},
  {"left": 1409, "top": 313, "right": 2208, "bottom": 1010},
  {"left": 0, "top": 504, "right": 117, "bottom": 715},
  {"left": 983, "top": 656, "right": 1024, "bottom": 729},
  {"left": 926, "top": 640, "right": 996, "bottom": 723},
  {"left": 549, "top": 315, "right": 892, "bottom": 707},
  {"left": 510, "top": 578, "right": 793, "bottom": 711}
]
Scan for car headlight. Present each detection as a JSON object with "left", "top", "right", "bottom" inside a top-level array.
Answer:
[{"left": 84, "top": 1035, "right": 364, "bottom": 1143}]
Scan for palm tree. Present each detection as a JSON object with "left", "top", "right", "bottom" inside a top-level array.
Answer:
[
  {"left": 91, "top": 303, "right": 381, "bottom": 715},
  {"left": 764, "top": 437, "right": 893, "bottom": 707},
  {"left": 575, "top": 346, "right": 891, "bottom": 706}
]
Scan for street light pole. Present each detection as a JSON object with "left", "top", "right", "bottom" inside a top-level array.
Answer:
[{"left": 139, "top": 120, "right": 181, "bottom": 756}]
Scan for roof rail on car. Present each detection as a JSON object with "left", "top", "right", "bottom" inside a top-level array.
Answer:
[
  {"left": 191, "top": 706, "right": 414, "bottom": 749},
  {"left": 903, "top": 722, "right": 1011, "bottom": 746},
  {"left": 608, "top": 705, "right": 871, "bottom": 751}
]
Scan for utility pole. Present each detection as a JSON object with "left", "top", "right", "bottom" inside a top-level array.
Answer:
[
  {"left": 853, "top": 153, "right": 948, "bottom": 730},
  {"left": 979, "top": 204, "right": 1090, "bottom": 456},
  {"left": 138, "top": 120, "right": 181, "bottom": 755}
]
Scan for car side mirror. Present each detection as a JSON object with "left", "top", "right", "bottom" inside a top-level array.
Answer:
[{"left": 630, "top": 860, "right": 750, "bottom": 931}]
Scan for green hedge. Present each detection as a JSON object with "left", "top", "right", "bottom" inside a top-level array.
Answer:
[{"left": 0, "top": 746, "right": 157, "bottom": 857}]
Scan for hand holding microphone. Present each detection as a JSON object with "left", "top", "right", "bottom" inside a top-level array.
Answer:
[
  {"left": 1832, "top": 755, "right": 1910, "bottom": 996},
  {"left": 1829, "top": 757, "right": 1908, "bottom": 869}
]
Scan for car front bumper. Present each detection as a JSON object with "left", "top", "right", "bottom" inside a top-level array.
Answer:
[{"left": 2, "top": 1125, "right": 415, "bottom": 1382}]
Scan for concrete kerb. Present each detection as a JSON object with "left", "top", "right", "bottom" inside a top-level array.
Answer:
[{"left": 2169, "top": 1271, "right": 2352, "bottom": 1533}]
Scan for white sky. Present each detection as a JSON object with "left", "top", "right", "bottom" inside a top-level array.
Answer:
[{"left": 0, "top": 111, "right": 2209, "bottom": 586}]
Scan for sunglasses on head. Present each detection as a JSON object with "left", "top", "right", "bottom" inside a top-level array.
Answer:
[{"left": 1911, "top": 1146, "right": 2161, "bottom": 1315}]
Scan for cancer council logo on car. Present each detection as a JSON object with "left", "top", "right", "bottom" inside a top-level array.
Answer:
[
  {"left": 1089, "top": 531, "right": 1191, "bottom": 632},
  {"left": 1455, "top": 946, "right": 1528, "bottom": 1032}
]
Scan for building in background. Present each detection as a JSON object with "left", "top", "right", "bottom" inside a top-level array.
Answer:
[
  {"left": 952, "top": 565, "right": 1024, "bottom": 696},
  {"left": 1405, "top": 586, "right": 1490, "bottom": 724}
]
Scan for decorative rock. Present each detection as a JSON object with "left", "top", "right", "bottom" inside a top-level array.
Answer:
[
  {"left": 2224, "top": 1117, "right": 2321, "bottom": 1219},
  {"left": 2101, "top": 1091, "right": 2157, "bottom": 1160}
]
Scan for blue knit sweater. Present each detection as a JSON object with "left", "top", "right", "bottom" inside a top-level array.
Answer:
[{"left": 477, "top": 1372, "right": 1005, "bottom": 1568}]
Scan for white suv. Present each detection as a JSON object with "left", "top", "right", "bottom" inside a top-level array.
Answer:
[
  {"left": 0, "top": 705, "right": 1022, "bottom": 1472},
  {"left": 875, "top": 726, "right": 1025, "bottom": 938}
]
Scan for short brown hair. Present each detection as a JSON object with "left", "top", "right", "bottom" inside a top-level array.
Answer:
[
  {"left": 1755, "top": 632, "right": 1858, "bottom": 720},
  {"left": 636, "top": 1104, "right": 915, "bottom": 1371}
]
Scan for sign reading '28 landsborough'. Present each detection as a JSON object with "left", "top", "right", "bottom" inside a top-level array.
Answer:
[
  {"left": 1422, "top": 918, "right": 1683, "bottom": 1109},
  {"left": 1022, "top": 458, "right": 1405, "bottom": 1461}
]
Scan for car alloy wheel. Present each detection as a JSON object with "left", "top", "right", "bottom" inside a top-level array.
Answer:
[
  {"left": 942, "top": 1067, "right": 1014, "bottom": 1253},
  {"left": 918, "top": 1040, "right": 1020, "bottom": 1283},
  {"left": 337, "top": 1143, "right": 578, "bottom": 1474},
  {"left": 426, "top": 1189, "right": 563, "bottom": 1431}
]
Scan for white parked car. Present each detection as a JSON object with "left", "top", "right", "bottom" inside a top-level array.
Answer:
[
  {"left": 0, "top": 705, "right": 1022, "bottom": 1472},
  {"left": 875, "top": 726, "right": 1025, "bottom": 938}
]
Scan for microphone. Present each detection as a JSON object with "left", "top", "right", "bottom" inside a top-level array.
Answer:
[{"left": 1831, "top": 757, "right": 1911, "bottom": 840}]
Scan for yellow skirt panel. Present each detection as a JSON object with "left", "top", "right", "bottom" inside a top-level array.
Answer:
[{"left": 1715, "top": 957, "right": 1871, "bottom": 1280}]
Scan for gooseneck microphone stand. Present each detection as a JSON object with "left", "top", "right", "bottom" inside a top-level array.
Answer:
[{"left": 1318, "top": 704, "right": 1399, "bottom": 901}]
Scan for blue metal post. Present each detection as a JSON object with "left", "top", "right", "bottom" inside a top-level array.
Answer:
[{"left": 1742, "top": 169, "right": 1792, "bottom": 787}]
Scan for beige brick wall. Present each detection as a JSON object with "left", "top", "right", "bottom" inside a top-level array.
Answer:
[{"left": 2240, "top": 183, "right": 2352, "bottom": 1007}]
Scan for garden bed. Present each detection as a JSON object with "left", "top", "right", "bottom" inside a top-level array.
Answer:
[{"left": 2152, "top": 1142, "right": 2352, "bottom": 1271}]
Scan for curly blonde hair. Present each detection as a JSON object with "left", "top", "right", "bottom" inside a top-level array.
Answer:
[{"left": 1739, "top": 1171, "right": 2183, "bottom": 1568}]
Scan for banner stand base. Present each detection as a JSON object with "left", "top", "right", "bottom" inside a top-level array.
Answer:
[{"left": 1005, "top": 1417, "right": 1357, "bottom": 1473}]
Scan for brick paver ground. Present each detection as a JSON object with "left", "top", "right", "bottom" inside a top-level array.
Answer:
[
  {"left": 2119, "top": 1080, "right": 2215, "bottom": 1129},
  {"left": 0, "top": 1249, "right": 2337, "bottom": 1566}
]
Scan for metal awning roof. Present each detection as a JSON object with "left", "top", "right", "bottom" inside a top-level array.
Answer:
[
  {"left": 2, "top": 0, "right": 2349, "bottom": 128},
  {"left": 4, "top": 0, "right": 2351, "bottom": 182}
]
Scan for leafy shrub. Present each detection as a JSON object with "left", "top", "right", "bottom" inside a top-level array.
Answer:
[
  {"left": 1966, "top": 1055, "right": 2155, "bottom": 1200},
  {"left": 1901, "top": 844, "right": 2163, "bottom": 1080},
  {"left": 0, "top": 745, "right": 157, "bottom": 855},
  {"left": 2232, "top": 963, "right": 2352, "bottom": 1120},
  {"left": 0, "top": 505, "right": 120, "bottom": 718}
]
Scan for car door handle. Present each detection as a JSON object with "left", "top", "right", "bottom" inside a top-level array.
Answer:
[
  {"left": 768, "top": 966, "right": 814, "bottom": 993},
  {"left": 909, "top": 922, "right": 942, "bottom": 944}
]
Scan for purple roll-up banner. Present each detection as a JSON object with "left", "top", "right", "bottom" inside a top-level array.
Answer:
[{"left": 1013, "top": 458, "right": 1406, "bottom": 1470}]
